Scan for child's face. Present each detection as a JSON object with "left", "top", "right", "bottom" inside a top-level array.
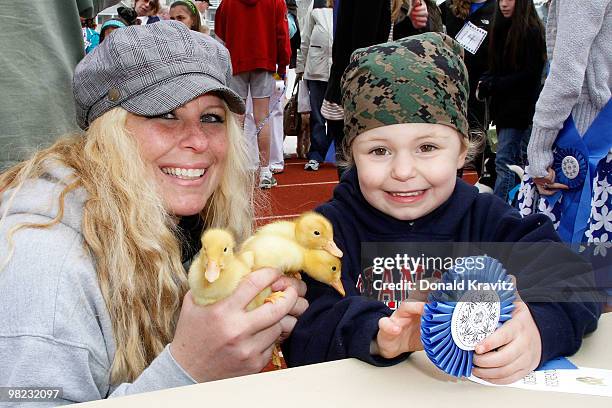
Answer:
[
  {"left": 351, "top": 123, "right": 467, "bottom": 221},
  {"left": 135, "top": 0, "right": 154, "bottom": 16},
  {"left": 170, "top": 6, "right": 195, "bottom": 29}
]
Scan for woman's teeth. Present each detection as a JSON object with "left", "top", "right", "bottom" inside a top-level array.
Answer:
[
  {"left": 391, "top": 191, "right": 423, "bottom": 197},
  {"left": 161, "top": 167, "right": 206, "bottom": 179}
]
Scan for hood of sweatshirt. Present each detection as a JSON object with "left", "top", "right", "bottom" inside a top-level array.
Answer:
[
  {"left": 239, "top": 0, "right": 260, "bottom": 6},
  {"left": 0, "top": 163, "right": 86, "bottom": 235}
]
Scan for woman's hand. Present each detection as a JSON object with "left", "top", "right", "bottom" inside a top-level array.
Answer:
[
  {"left": 373, "top": 302, "right": 425, "bottom": 359},
  {"left": 271, "top": 275, "right": 308, "bottom": 342},
  {"left": 409, "top": 0, "right": 429, "bottom": 29},
  {"left": 170, "top": 268, "right": 301, "bottom": 382},
  {"left": 472, "top": 300, "right": 542, "bottom": 385},
  {"left": 533, "top": 168, "right": 569, "bottom": 196}
]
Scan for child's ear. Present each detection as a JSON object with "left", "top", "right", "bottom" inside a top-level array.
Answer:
[{"left": 456, "top": 137, "right": 468, "bottom": 169}]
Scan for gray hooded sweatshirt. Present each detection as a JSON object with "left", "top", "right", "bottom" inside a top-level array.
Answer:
[{"left": 0, "top": 165, "right": 196, "bottom": 405}]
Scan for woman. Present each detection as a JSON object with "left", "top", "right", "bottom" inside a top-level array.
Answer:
[
  {"left": 518, "top": 0, "right": 611, "bottom": 309},
  {"left": 0, "top": 22, "right": 306, "bottom": 403},
  {"left": 134, "top": 0, "right": 161, "bottom": 24},
  {"left": 477, "top": 0, "right": 546, "bottom": 201},
  {"left": 519, "top": 0, "right": 611, "bottom": 241},
  {"left": 170, "top": 0, "right": 207, "bottom": 34},
  {"left": 297, "top": 0, "right": 334, "bottom": 171}
]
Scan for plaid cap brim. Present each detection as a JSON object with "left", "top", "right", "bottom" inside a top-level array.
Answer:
[
  {"left": 121, "top": 73, "right": 245, "bottom": 117},
  {"left": 84, "top": 73, "right": 246, "bottom": 127}
]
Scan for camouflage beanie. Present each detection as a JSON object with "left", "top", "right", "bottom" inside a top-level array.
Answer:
[{"left": 341, "top": 32, "right": 469, "bottom": 147}]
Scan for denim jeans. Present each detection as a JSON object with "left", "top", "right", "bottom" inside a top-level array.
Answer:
[
  {"left": 327, "top": 118, "right": 346, "bottom": 179},
  {"left": 306, "top": 80, "right": 332, "bottom": 162},
  {"left": 493, "top": 127, "right": 531, "bottom": 201}
]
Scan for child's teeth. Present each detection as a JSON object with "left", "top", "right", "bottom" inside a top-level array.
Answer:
[{"left": 393, "top": 191, "right": 422, "bottom": 197}]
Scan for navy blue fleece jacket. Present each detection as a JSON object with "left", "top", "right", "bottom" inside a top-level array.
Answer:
[{"left": 283, "top": 167, "right": 601, "bottom": 367}]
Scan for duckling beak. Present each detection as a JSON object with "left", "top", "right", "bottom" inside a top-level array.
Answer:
[
  {"left": 205, "top": 260, "right": 220, "bottom": 283},
  {"left": 331, "top": 279, "right": 346, "bottom": 297},
  {"left": 325, "top": 240, "right": 343, "bottom": 258}
]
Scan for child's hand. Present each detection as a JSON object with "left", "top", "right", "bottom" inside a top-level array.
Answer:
[
  {"left": 373, "top": 302, "right": 425, "bottom": 359},
  {"left": 472, "top": 300, "right": 542, "bottom": 385},
  {"left": 533, "top": 168, "right": 569, "bottom": 196}
]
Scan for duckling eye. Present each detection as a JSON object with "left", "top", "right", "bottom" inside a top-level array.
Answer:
[
  {"left": 332, "top": 266, "right": 337, "bottom": 271},
  {"left": 314, "top": 230, "right": 320, "bottom": 236},
  {"left": 223, "top": 247, "right": 228, "bottom": 252}
]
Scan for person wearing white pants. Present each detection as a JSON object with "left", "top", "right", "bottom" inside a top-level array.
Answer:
[{"left": 244, "top": 79, "right": 287, "bottom": 174}]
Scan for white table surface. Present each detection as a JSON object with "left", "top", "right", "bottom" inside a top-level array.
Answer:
[{"left": 77, "top": 313, "right": 612, "bottom": 407}]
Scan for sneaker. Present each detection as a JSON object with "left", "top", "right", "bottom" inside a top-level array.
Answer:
[
  {"left": 259, "top": 174, "right": 277, "bottom": 189},
  {"left": 271, "top": 167, "right": 284, "bottom": 174},
  {"left": 304, "top": 159, "right": 319, "bottom": 171}
]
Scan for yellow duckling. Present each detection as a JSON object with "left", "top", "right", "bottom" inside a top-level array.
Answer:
[
  {"left": 256, "top": 212, "right": 343, "bottom": 258},
  {"left": 188, "top": 228, "right": 252, "bottom": 306},
  {"left": 188, "top": 228, "right": 271, "bottom": 310},
  {"left": 240, "top": 234, "right": 346, "bottom": 297},
  {"left": 188, "top": 228, "right": 288, "bottom": 369},
  {"left": 302, "top": 249, "right": 345, "bottom": 296}
]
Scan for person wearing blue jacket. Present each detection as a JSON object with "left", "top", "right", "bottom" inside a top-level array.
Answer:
[{"left": 283, "top": 33, "right": 601, "bottom": 385}]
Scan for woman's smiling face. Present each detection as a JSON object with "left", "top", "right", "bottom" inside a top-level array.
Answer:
[
  {"left": 125, "top": 94, "right": 228, "bottom": 217},
  {"left": 351, "top": 123, "right": 467, "bottom": 221}
]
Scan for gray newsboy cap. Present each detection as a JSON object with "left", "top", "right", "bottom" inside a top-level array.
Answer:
[{"left": 73, "top": 21, "right": 245, "bottom": 130}]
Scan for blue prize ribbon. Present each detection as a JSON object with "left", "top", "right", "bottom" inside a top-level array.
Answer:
[
  {"left": 421, "top": 256, "right": 516, "bottom": 378},
  {"left": 553, "top": 147, "right": 588, "bottom": 190}
]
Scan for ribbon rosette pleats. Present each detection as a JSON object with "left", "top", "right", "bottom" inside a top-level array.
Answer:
[
  {"left": 420, "top": 256, "right": 516, "bottom": 377},
  {"left": 553, "top": 147, "right": 588, "bottom": 190}
]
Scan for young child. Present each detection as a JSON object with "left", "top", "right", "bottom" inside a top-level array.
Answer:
[
  {"left": 283, "top": 33, "right": 601, "bottom": 385},
  {"left": 170, "top": 1, "right": 206, "bottom": 34}
]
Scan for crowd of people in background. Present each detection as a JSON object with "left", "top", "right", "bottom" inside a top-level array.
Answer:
[
  {"left": 1, "top": 0, "right": 610, "bottom": 231},
  {"left": 0, "top": 0, "right": 610, "bottom": 404}
]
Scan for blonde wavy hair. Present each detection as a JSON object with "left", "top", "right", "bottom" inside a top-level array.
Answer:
[{"left": 0, "top": 104, "right": 254, "bottom": 383}]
